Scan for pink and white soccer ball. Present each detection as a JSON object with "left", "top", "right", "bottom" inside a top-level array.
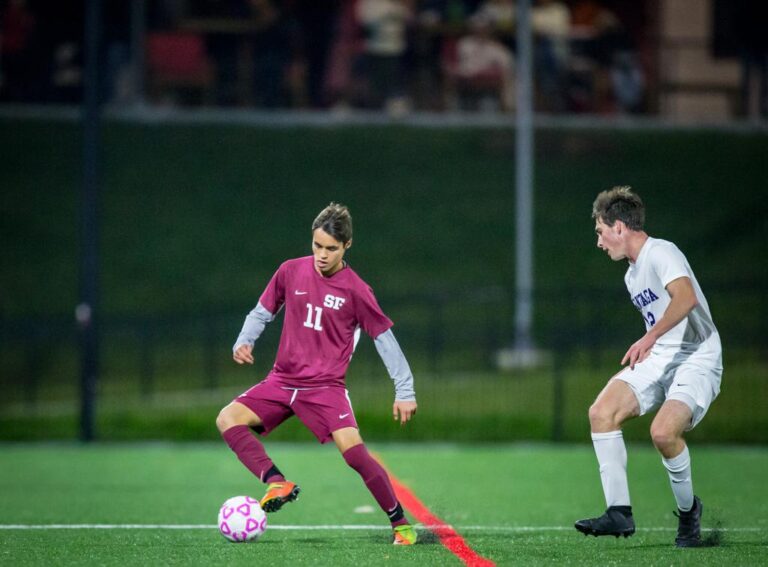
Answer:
[{"left": 218, "top": 495, "right": 267, "bottom": 542}]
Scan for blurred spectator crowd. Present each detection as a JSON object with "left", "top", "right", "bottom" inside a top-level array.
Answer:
[{"left": 1, "top": 0, "right": 648, "bottom": 114}]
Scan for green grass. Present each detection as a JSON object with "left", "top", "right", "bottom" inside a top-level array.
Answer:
[
  {"left": 2, "top": 352, "right": 767, "bottom": 443},
  {"left": 1, "top": 443, "right": 767, "bottom": 565}
]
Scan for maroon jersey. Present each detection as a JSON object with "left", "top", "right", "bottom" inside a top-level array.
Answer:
[{"left": 258, "top": 256, "right": 393, "bottom": 388}]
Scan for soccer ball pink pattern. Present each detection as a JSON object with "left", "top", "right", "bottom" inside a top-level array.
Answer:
[{"left": 218, "top": 495, "right": 268, "bottom": 542}]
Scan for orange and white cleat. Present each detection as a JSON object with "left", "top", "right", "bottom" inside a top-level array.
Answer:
[
  {"left": 392, "top": 524, "right": 417, "bottom": 545},
  {"left": 260, "top": 480, "right": 300, "bottom": 513}
]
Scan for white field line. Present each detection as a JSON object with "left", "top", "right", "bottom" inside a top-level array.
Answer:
[{"left": 0, "top": 524, "right": 760, "bottom": 532}]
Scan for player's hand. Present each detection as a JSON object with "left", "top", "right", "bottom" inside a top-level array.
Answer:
[
  {"left": 233, "top": 344, "right": 254, "bottom": 365},
  {"left": 393, "top": 400, "right": 417, "bottom": 426},
  {"left": 621, "top": 334, "right": 655, "bottom": 370}
]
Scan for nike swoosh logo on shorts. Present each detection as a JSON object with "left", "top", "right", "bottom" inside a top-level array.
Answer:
[
  {"left": 295, "top": 290, "right": 308, "bottom": 295},
  {"left": 339, "top": 413, "right": 350, "bottom": 419}
]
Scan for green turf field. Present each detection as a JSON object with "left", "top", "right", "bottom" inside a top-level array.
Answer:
[
  {"left": 1, "top": 443, "right": 766, "bottom": 566},
  {"left": 3, "top": 354, "right": 767, "bottom": 443}
]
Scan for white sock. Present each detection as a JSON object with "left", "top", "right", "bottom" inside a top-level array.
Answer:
[
  {"left": 592, "top": 430, "right": 631, "bottom": 507},
  {"left": 662, "top": 445, "right": 694, "bottom": 512}
]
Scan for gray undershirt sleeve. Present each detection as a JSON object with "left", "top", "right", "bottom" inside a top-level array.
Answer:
[
  {"left": 374, "top": 329, "right": 416, "bottom": 402},
  {"left": 233, "top": 302, "right": 276, "bottom": 352}
]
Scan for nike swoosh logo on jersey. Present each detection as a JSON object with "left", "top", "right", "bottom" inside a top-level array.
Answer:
[
  {"left": 295, "top": 291, "right": 308, "bottom": 295},
  {"left": 339, "top": 413, "right": 350, "bottom": 419}
]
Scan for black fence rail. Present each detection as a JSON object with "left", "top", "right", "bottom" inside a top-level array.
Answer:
[{"left": 1, "top": 284, "right": 766, "bottom": 442}]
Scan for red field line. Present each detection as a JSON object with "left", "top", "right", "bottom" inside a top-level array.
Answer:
[{"left": 375, "top": 455, "right": 495, "bottom": 567}]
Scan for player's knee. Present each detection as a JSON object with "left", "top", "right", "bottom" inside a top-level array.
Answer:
[
  {"left": 216, "top": 406, "right": 237, "bottom": 433},
  {"left": 650, "top": 424, "right": 677, "bottom": 452},
  {"left": 588, "top": 401, "right": 615, "bottom": 430}
]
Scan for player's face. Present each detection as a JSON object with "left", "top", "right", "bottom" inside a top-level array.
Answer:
[
  {"left": 312, "top": 228, "right": 350, "bottom": 276},
  {"left": 594, "top": 218, "right": 626, "bottom": 261}
]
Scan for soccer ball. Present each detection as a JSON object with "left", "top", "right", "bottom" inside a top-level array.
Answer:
[{"left": 218, "top": 495, "right": 267, "bottom": 542}]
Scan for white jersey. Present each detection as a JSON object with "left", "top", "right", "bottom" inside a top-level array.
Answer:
[{"left": 624, "top": 237, "right": 720, "bottom": 354}]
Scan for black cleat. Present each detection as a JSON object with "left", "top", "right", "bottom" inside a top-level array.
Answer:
[
  {"left": 674, "top": 495, "right": 703, "bottom": 548},
  {"left": 575, "top": 506, "right": 636, "bottom": 538}
]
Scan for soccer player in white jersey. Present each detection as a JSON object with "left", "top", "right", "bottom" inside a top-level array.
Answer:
[{"left": 574, "top": 186, "right": 722, "bottom": 547}]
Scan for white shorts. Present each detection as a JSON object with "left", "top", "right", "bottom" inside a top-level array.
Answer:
[{"left": 615, "top": 344, "right": 722, "bottom": 430}]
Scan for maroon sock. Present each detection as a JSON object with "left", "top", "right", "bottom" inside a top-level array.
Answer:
[
  {"left": 221, "top": 425, "right": 285, "bottom": 483},
  {"left": 343, "top": 444, "right": 407, "bottom": 526}
]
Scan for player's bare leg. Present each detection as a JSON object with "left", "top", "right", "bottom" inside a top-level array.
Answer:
[
  {"left": 589, "top": 377, "right": 640, "bottom": 433},
  {"left": 332, "top": 426, "right": 364, "bottom": 454},
  {"left": 650, "top": 400, "right": 691, "bottom": 459},
  {"left": 333, "top": 427, "right": 416, "bottom": 545},
  {"left": 575, "top": 378, "right": 639, "bottom": 538},
  {"left": 216, "top": 402, "right": 300, "bottom": 513},
  {"left": 651, "top": 399, "right": 703, "bottom": 547}
]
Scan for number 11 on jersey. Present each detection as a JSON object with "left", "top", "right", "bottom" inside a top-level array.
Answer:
[{"left": 304, "top": 303, "right": 323, "bottom": 331}]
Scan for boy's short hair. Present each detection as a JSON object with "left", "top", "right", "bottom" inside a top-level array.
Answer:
[
  {"left": 592, "top": 186, "right": 645, "bottom": 230},
  {"left": 312, "top": 202, "right": 353, "bottom": 244}
]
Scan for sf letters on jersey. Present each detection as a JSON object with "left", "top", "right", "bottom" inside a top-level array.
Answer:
[{"left": 323, "top": 294, "right": 346, "bottom": 310}]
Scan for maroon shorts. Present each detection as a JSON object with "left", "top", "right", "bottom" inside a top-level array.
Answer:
[{"left": 233, "top": 377, "right": 358, "bottom": 444}]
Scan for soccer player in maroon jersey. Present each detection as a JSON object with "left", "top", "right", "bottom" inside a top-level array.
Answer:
[{"left": 216, "top": 203, "right": 419, "bottom": 545}]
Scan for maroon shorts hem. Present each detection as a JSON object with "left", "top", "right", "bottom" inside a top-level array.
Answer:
[
  {"left": 233, "top": 379, "right": 358, "bottom": 444},
  {"left": 231, "top": 396, "right": 282, "bottom": 437}
]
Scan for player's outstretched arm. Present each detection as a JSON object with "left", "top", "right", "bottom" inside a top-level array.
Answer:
[
  {"left": 232, "top": 302, "right": 275, "bottom": 365},
  {"left": 622, "top": 276, "right": 699, "bottom": 369},
  {"left": 374, "top": 329, "right": 417, "bottom": 425}
]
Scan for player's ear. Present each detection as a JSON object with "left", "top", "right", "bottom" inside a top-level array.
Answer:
[{"left": 344, "top": 240, "right": 352, "bottom": 250}]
